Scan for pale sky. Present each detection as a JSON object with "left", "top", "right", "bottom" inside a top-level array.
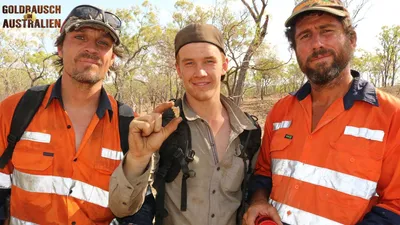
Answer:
[{"left": 1, "top": 0, "right": 399, "bottom": 60}]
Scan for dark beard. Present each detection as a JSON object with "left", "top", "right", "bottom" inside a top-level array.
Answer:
[
  {"left": 298, "top": 39, "right": 353, "bottom": 86},
  {"left": 72, "top": 52, "right": 103, "bottom": 85}
]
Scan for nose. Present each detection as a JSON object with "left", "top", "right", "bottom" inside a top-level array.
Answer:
[
  {"left": 194, "top": 65, "right": 207, "bottom": 77},
  {"left": 310, "top": 34, "right": 324, "bottom": 50},
  {"left": 83, "top": 40, "right": 99, "bottom": 54}
]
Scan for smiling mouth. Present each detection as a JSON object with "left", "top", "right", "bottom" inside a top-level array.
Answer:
[
  {"left": 310, "top": 54, "right": 331, "bottom": 62},
  {"left": 193, "top": 82, "right": 210, "bottom": 86},
  {"left": 78, "top": 60, "right": 100, "bottom": 66}
]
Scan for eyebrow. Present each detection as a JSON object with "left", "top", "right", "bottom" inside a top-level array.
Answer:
[
  {"left": 181, "top": 56, "right": 217, "bottom": 62},
  {"left": 296, "top": 23, "right": 338, "bottom": 39},
  {"left": 73, "top": 28, "right": 113, "bottom": 39}
]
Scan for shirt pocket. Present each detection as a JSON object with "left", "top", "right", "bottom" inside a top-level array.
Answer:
[
  {"left": 221, "top": 155, "right": 245, "bottom": 193},
  {"left": 94, "top": 147, "right": 123, "bottom": 175},
  {"left": 11, "top": 147, "right": 54, "bottom": 209},
  {"left": 269, "top": 133, "right": 293, "bottom": 187},
  {"left": 329, "top": 135, "right": 384, "bottom": 182}
]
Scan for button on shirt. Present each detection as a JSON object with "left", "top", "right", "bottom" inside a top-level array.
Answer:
[{"left": 109, "top": 95, "right": 257, "bottom": 225}]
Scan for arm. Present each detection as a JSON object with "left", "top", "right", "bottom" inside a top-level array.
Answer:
[
  {"left": 0, "top": 100, "right": 13, "bottom": 224},
  {"left": 358, "top": 110, "right": 400, "bottom": 224},
  {"left": 247, "top": 175, "right": 272, "bottom": 204},
  {"left": 108, "top": 102, "right": 181, "bottom": 217},
  {"left": 357, "top": 206, "right": 400, "bottom": 225},
  {"left": 108, "top": 155, "right": 154, "bottom": 217},
  {"left": 357, "top": 145, "right": 400, "bottom": 224}
]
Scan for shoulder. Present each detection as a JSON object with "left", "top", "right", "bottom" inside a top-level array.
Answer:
[
  {"left": 0, "top": 91, "right": 26, "bottom": 117},
  {"left": 376, "top": 89, "right": 400, "bottom": 113},
  {"left": 268, "top": 94, "right": 297, "bottom": 117}
]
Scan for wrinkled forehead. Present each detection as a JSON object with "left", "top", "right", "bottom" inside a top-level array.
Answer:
[
  {"left": 67, "top": 26, "right": 114, "bottom": 40},
  {"left": 294, "top": 11, "right": 340, "bottom": 28}
]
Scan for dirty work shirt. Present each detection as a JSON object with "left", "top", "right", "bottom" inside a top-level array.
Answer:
[
  {"left": 109, "top": 94, "right": 257, "bottom": 225},
  {"left": 0, "top": 77, "right": 126, "bottom": 224},
  {"left": 253, "top": 71, "right": 400, "bottom": 225}
]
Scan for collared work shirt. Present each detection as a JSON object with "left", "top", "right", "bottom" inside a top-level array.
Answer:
[
  {"left": 254, "top": 71, "right": 400, "bottom": 225},
  {"left": 0, "top": 78, "right": 125, "bottom": 224},
  {"left": 109, "top": 95, "right": 257, "bottom": 225}
]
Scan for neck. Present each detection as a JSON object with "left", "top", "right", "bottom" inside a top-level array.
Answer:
[
  {"left": 185, "top": 94, "right": 223, "bottom": 121},
  {"left": 310, "top": 68, "right": 353, "bottom": 107},
  {"left": 61, "top": 74, "right": 102, "bottom": 110}
]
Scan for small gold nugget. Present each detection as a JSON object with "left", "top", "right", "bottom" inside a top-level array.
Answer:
[{"left": 172, "top": 106, "right": 180, "bottom": 118}]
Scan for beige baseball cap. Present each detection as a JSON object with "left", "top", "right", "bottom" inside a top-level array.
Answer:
[{"left": 285, "top": 0, "right": 350, "bottom": 27}]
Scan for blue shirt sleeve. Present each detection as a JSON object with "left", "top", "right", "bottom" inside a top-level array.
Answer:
[
  {"left": 357, "top": 206, "right": 400, "bottom": 225},
  {"left": 246, "top": 175, "right": 272, "bottom": 203}
]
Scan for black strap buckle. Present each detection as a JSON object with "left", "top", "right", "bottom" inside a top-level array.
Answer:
[{"left": 7, "top": 134, "right": 18, "bottom": 146}]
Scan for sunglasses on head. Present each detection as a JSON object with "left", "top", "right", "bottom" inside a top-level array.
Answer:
[{"left": 65, "top": 5, "right": 121, "bottom": 30}]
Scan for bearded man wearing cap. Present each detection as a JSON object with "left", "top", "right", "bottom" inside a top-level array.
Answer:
[
  {"left": 109, "top": 23, "right": 260, "bottom": 225},
  {"left": 0, "top": 4, "right": 158, "bottom": 224},
  {"left": 243, "top": 0, "right": 400, "bottom": 225}
]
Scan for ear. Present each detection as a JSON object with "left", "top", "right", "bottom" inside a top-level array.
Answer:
[
  {"left": 175, "top": 61, "right": 183, "bottom": 79},
  {"left": 222, "top": 56, "right": 228, "bottom": 75},
  {"left": 350, "top": 31, "right": 357, "bottom": 49},
  {"left": 111, "top": 53, "right": 116, "bottom": 65},
  {"left": 57, "top": 45, "right": 63, "bottom": 58}
]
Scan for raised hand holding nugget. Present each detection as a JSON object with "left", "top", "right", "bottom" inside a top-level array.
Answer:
[{"left": 124, "top": 102, "right": 182, "bottom": 177}]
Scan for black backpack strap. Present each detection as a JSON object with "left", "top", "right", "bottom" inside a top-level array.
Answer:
[
  {"left": 237, "top": 113, "right": 262, "bottom": 225},
  {"left": 0, "top": 85, "right": 50, "bottom": 169},
  {"left": 154, "top": 98, "right": 194, "bottom": 225},
  {"left": 117, "top": 101, "right": 134, "bottom": 155}
]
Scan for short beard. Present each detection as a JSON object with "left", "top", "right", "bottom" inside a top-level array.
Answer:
[
  {"left": 298, "top": 39, "right": 353, "bottom": 87},
  {"left": 71, "top": 68, "right": 102, "bottom": 85},
  {"left": 71, "top": 52, "right": 104, "bottom": 85}
]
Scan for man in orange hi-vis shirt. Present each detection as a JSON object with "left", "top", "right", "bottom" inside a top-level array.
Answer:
[
  {"left": 0, "top": 5, "right": 163, "bottom": 225},
  {"left": 243, "top": 0, "right": 400, "bottom": 225}
]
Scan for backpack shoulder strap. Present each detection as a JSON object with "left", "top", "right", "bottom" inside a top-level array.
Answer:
[
  {"left": 0, "top": 85, "right": 50, "bottom": 168},
  {"left": 237, "top": 112, "right": 262, "bottom": 225},
  {"left": 155, "top": 98, "right": 194, "bottom": 225},
  {"left": 117, "top": 101, "right": 135, "bottom": 155},
  {"left": 238, "top": 113, "right": 262, "bottom": 161}
]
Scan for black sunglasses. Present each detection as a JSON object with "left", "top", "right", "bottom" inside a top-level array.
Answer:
[{"left": 66, "top": 5, "right": 121, "bottom": 30}]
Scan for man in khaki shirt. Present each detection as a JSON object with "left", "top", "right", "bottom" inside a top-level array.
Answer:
[{"left": 109, "top": 23, "right": 258, "bottom": 225}]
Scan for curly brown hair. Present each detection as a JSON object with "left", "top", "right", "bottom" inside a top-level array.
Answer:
[{"left": 285, "top": 11, "right": 356, "bottom": 50}]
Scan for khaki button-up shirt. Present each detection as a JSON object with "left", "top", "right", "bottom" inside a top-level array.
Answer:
[{"left": 109, "top": 95, "right": 257, "bottom": 225}]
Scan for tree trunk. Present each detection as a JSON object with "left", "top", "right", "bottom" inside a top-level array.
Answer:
[{"left": 232, "top": 20, "right": 269, "bottom": 105}]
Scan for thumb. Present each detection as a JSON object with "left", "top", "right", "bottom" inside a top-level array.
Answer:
[
  {"left": 153, "top": 101, "right": 174, "bottom": 114},
  {"left": 161, "top": 117, "right": 182, "bottom": 140}
]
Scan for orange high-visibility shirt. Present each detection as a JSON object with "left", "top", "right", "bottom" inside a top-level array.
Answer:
[
  {"left": 0, "top": 78, "right": 126, "bottom": 224},
  {"left": 255, "top": 72, "right": 400, "bottom": 225}
]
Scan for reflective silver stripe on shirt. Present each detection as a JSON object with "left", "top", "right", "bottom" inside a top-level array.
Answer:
[
  {"left": 271, "top": 159, "right": 377, "bottom": 200},
  {"left": 10, "top": 216, "right": 38, "bottom": 225},
  {"left": 0, "top": 172, "right": 11, "bottom": 188},
  {"left": 12, "top": 169, "right": 109, "bottom": 208},
  {"left": 21, "top": 131, "right": 51, "bottom": 143},
  {"left": 101, "top": 148, "right": 123, "bottom": 161},
  {"left": 273, "top": 121, "right": 292, "bottom": 131},
  {"left": 344, "top": 126, "right": 385, "bottom": 142},
  {"left": 269, "top": 199, "right": 343, "bottom": 225},
  {"left": 71, "top": 180, "right": 109, "bottom": 208}
]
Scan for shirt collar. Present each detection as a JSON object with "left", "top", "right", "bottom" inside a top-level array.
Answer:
[
  {"left": 45, "top": 77, "right": 113, "bottom": 120},
  {"left": 291, "top": 70, "right": 379, "bottom": 110}
]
